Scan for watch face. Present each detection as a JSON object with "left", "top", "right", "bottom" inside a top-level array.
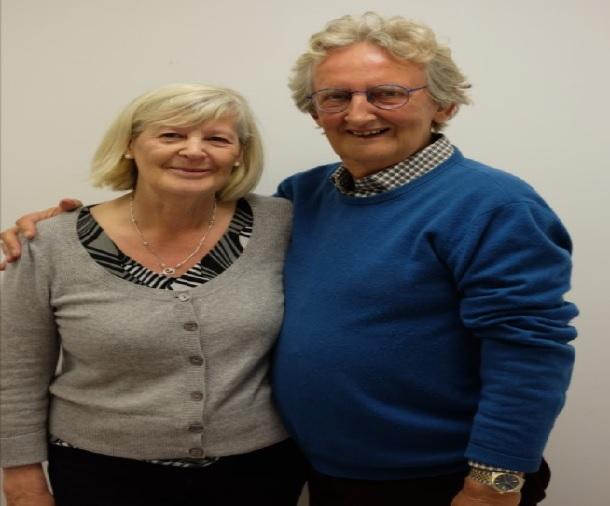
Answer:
[{"left": 492, "top": 473, "right": 522, "bottom": 492}]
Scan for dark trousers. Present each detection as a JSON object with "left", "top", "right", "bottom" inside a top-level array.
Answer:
[
  {"left": 308, "top": 458, "right": 551, "bottom": 506},
  {"left": 47, "top": 439, "right": 308, "bottom": 506}
]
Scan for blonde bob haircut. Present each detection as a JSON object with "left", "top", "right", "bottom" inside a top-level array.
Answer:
[
  {"left": 289, "top": 12, "right": 472, "bottom": 131},
  {"left": 91, "top": 83, "right": 264, "bottom": 201}
]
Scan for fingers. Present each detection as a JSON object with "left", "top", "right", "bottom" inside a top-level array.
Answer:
[
  {"left": 1, "top": 202, "right": 79, "bottom": 269},
  {"left": 14, "top": 203, "right": 71, "bottom": 238},
  {"left": 59, "top": 198, "right": 83, "bottom": 212},
  {"left": 0, "top": 226, "right": 22, "bottom": 268},
  {"left": 15, "top": 214, "right": 41, "bottom": 239}
]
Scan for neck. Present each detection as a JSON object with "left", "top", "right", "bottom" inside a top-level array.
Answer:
[{"left": 130, "top": 188, "right": 217, "bottom": 235}]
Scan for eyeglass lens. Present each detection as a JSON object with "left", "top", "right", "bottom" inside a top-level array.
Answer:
[{"left": 314, "top": 85, "right": 411, "bottom": 111}]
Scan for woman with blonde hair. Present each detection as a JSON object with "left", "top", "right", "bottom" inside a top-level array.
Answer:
[{"left": 0, "top": 83, "right": 306, "bottom": 506}]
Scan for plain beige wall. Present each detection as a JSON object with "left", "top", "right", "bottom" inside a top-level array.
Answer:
[{"left": 1, "top": 1, "right": 609, "bottom": 505}]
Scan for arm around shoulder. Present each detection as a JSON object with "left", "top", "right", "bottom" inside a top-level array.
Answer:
[{"left": 0, "top": 199, "right": 81, "bottom": 269}]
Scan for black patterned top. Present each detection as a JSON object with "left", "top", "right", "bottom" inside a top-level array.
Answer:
[{"left": 77, "top": 198, "right": 252, "bottom": 290}]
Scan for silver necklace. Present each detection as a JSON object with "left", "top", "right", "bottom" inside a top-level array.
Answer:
[{"left": 129, "top": 195, "right": 217, "bottom": 277}]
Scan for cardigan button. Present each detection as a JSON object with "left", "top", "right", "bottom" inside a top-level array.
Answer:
[
  {"left": 189, "top": 356, "right": 203, "bottom": 366},
  {"left": 177, "top": 293, "right": 191, "bottom": 302},
  {"left": 188, "top": 423, "right": 204, "bottom": 433},
  {"left": 190, "top": 391, "right": 203, "bottom": 401},
  {"left": 188, "top": 448, "right": 204, "bottom": 458}
]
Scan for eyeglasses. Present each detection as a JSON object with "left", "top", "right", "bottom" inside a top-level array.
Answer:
[{"left": 308, "top": 84, "right": 428, "bottom": 113}]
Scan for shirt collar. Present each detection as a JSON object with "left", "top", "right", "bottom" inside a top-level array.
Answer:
[{"left": 330, "top": 134, "right": 454, "bottom": 197}]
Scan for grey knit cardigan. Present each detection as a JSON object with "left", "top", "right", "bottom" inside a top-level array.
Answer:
[{"left": 0, "top": 194, "right": 292, "bottom": 468}]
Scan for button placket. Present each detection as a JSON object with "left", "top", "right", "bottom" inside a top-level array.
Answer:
[
  {"left": 175, "top": 291, "right": 206, "bottom": 458},
  {"left": 176, "top": 293, "right": 203, "bottom": 367}
]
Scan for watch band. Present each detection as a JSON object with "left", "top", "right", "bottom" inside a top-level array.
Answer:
[
  {"left": 468, "top": 467, "right": 525, "bottom": 494},
  {"left": 468, "top": 460, "right": 522, "bottom": 473}
]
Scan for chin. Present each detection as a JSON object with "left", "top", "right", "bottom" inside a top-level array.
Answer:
[{"left": 161, "top": 184, "right": 219, "bottom": 198}]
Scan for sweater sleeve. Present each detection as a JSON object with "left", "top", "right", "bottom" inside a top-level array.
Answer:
[
  {"left": 0, "top": 235, "right": 60, "bottom": 467},
  {"left": 448, "top": 201, "right": 577, "bottom": 472}
]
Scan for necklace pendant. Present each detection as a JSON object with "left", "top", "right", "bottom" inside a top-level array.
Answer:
[{"left": 130, "top": 195, "right": 217, "bottom": 280}]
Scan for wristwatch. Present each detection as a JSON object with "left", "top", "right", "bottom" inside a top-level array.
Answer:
[{"left": 468, "top": 467, "right": 525, "bottom": 494}]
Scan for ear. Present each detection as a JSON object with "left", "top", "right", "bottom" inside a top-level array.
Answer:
[
  {"left": 311, "top": 111, "right": 323, "bottom": 126},
  {"left": 124, "top": 140, "right": 134, "bottom": 159},
  {"left": 433, "top": 103, "right": 457, "bottom": 124}
]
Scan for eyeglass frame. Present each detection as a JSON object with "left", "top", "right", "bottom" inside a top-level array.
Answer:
[{"left": 307, "top": 84, "right": 428, "bottom": 113}]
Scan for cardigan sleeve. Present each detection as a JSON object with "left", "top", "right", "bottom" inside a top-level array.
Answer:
[
  {"left": 0, "top": 235, "right": 60, "bottom": 467},
  {"left": 449, "top": 201, "right": 578, "bottom": 472}
]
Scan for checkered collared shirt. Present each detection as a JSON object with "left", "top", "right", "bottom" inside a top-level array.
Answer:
[{"left": 330, "top": 135, "right": 454, "bottom": 197}]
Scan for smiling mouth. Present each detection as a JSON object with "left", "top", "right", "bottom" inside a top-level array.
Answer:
[
  {"left": 347, "top": 128, "right": 389, "bottom": 138},
  {"left": 170, "top": 167, "right": 210, "bottom": 173}
]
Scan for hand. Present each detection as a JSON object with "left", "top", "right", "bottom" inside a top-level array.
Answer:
[
  {"left": 0, "top": 198, "right": 81, "bottom": 270},
  {"left": 4, "top": 488, "right": 55, "bottom": 506},
  {"left": 451, "top": 477, "right": 520, "bottom": 506},
  {"left": 2, "top": 464, "right": 55, "bottom": 506}
]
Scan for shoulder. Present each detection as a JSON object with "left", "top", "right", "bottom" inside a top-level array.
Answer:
[
  {"left": 245, "top": 193, "right": 292, "bottom": 211},
  {"left": 414, "top": 150, "right": 571, "bottom": 249},
  {"left": 284, "top": 162, "right": 339, "bottom": 182},
  {"left": 28, "top": 210, "right": 81, "bottom": 250},
  {"left": 245, "top": 193, "right": 292, "bottom": 217},
  {"left": 2, "top": 210, "right": 81, "bottom": 283},
  {"left": 448, "top": 150, "right": 544, "bottom": 206},
  {"left": 275, "top": 162, "right": 340, "bottom": 201},
  {"left": 420, "top": 150, "right": 555, "bottom": 228},
  {"left": 244, "top": 194, "right": 293, "bottom": 233}
]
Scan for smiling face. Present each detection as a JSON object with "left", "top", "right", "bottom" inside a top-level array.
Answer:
[
  {"left": 127, "top": 117, "right": 242, "bottom": 199},
  {"left": 312, "top": 42, "right": 454, "bottom": 179}
]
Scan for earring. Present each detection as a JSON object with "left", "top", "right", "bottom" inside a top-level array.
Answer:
[
  {"left": 124, "top": 153, "right": 134, "bottom": 159},
  {"left": 233, "top": 161, "right": 240, "bottom": 167}
]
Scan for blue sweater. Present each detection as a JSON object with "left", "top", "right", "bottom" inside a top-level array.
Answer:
[{"left": 272, "top": 148, "right": 577, "bottom": 480}]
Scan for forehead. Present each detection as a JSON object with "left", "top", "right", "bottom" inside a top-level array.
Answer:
[
  {"left": 144, "top": 115, "right": 239, "bottom": 134},
  {"left": 313, "top": 42, "right": 425, "bottom": 89}
]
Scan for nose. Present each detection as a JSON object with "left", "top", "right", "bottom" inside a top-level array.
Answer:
[
  {"left": 179, "top": 137, "right": 207, "bottom": 158},
  {"left": 344, "top": 92, "right": 376, "bottom": 123}
]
